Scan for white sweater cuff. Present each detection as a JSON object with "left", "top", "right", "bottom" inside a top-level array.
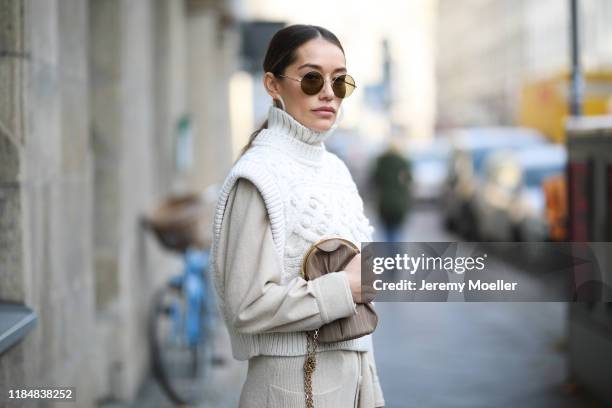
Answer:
[{"left": 312, "top": 271, "right": 357, "bottom": 324}]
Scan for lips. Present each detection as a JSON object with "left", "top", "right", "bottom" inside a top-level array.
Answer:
[{"left": 312, "top": 106, "right": 336, "bottom": 113}]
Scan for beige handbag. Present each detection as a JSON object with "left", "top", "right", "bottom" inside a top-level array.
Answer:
[
  {"left": 300, "top": 237, "right": 378, "bottom": 408},
  {"left": 301, "top": 237, "right": 378, "bottom": 342}
]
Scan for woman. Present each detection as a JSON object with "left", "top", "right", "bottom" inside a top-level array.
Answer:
[{"left": 210, "top": 24, "right": 385, "bottom": 408}]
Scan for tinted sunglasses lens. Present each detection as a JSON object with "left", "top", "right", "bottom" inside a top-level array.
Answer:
[
  {"left": 300, "top": 72, "right": 324, "bottom": 95},
  {"left": 333, "top": 74, "right": 356, "bottom": 98}
]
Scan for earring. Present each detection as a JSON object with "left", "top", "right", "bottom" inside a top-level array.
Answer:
[{"left": 274, "top": 95, "right": 286, "bottom": 111}]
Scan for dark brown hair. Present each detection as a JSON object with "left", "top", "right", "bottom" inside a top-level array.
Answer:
[{"left": 237, "top": 24, "right": 345, "bottom": 159}]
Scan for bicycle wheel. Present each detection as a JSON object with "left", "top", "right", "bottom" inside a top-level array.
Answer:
[{"left": 149, "top": 284, "right": 208, "bottom": 405}]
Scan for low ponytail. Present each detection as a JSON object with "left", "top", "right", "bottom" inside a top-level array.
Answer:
[
  {"left": 235, "top": 99, "right": 281, "bottom": 163},
  {"left": 236, "top": 119, "right": 268, "bottom": 162}
]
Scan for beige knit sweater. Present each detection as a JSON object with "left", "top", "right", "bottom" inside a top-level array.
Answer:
[{"left": 215, "top": 177, "right": 385, "bottom": 406}]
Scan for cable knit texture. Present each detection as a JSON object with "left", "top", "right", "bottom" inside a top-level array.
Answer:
[{"left": 211, "top": 105, "right": 376, "bottom": 360}]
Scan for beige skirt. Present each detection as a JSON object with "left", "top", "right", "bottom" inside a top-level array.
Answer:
[{"left": 238, "top": 349, "right": 384, "bottom": 408}]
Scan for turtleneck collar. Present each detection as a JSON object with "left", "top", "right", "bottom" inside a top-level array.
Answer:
[
  {"left": 252, "top": 105, "right": 338, "bottom": 163},
  {"left": 267, "top": 106, "right": 336, "bottom": 145}
]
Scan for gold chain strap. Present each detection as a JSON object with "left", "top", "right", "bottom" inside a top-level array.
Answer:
[{"left": 304, "top": 328, "right": 319, "bottom": 408}]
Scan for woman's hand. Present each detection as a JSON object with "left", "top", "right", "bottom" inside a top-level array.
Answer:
[{"left": 345, "top": 253, "right": 377, "bottom": 304}]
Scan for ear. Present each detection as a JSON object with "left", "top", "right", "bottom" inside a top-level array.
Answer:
[{"left": 263, "top": 72, "right": 282, "bottom": 99}]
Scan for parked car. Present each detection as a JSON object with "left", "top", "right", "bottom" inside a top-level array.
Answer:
[
  {"left": 442, "top": 127, "right": 547, "bottom": 239},
  {"left": 473, "top": 144, "right": 567, "bottom": 242},
  {"left": 405, "top": 138, "right": 450, "bottom": 202}
]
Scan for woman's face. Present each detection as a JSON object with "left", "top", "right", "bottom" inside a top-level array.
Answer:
[{"left": 265, "top": 37, "right": 347, "bottom": 132}]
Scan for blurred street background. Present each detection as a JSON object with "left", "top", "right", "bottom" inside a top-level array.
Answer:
[{"left": 1, "top": 0, "right": 612, "bottom": 407}]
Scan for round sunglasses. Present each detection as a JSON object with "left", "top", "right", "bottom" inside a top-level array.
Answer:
[{"left": 278, "top": 71, "right": 356, "bottom": 98}]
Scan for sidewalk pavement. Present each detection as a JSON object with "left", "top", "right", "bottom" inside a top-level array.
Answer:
[{"left": 99, "top": 318, "right": 246, "bottom": 408}]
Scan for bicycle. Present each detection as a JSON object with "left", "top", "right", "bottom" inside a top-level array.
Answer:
[{"left": 142, "top": 191, "right": 220, "bottom": 405}]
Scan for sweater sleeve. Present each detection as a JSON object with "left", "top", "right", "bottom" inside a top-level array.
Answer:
[{"left": 215, "top": 177, "right": 357, "bottom": 335}]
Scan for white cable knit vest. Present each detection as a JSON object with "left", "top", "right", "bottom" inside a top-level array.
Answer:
[{"left": 211, "top": 105, "right": 375, "bottom": 360}]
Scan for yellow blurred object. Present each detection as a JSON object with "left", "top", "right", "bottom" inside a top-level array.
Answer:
[
  {"left": 519, "top": 71, "right": 612, "bottom": 143},
  {"left": 542, "top": 174, "right": 568, "bottom": 241}
]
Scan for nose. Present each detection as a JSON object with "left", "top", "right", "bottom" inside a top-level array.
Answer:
[{"left": 319, "top": 78, "right": 335, "bottom": 100}]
